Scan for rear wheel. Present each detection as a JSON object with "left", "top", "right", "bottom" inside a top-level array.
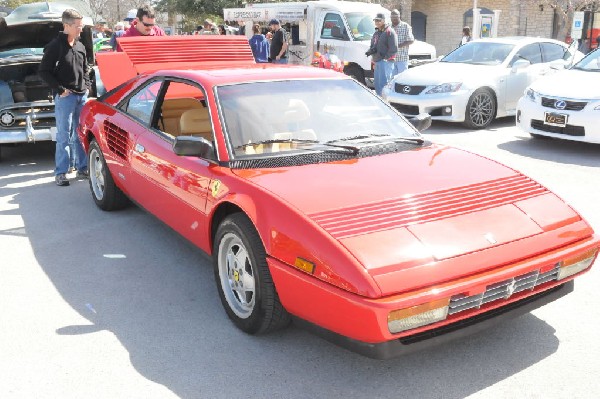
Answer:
[
  {"left": 88, "top": 140, "right": 129, "bottom": 210},
  {"left": 214, "top": 213, "right": 290, "bottom": 334},
  {"left": 463, "top": 88, "right": 496, "bottom": 129},
  {"left": 344, "top": 64, "right": 365, "bottom": 85}
]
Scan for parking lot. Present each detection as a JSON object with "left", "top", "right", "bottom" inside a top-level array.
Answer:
[{"left": 1, "top": 117, "right": 599, "bottom": 399}]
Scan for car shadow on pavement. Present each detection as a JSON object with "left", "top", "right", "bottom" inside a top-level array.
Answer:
[
  {"left": 425, "top": 117, "right": 515, "bottom": 135},
  {"left": 498, "top": 135, "right": 600, "bottom": 168},
  {"left": 1, "top": 143, "right": 563, "bottom": 399}
]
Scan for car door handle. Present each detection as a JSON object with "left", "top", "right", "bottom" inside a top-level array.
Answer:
[{"left": 134, "top": 143, "right": 145, "bottom": 153}]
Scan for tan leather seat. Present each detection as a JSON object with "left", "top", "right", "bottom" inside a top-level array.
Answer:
[
  {"left": 179, "top": 108, "right": 213, "bottom": 141},
  {"left": 160, "top": 98, "right": 204, "bottom": 136}
]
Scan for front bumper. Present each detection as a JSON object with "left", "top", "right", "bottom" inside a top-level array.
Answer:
[
  {"left": 516, "top": 96, "right": 600, "bottom": 144},
  {"left": 268, "top": 230, "right": 598, "bottom": 359},
  {"left": 0, "top": 102, "right": 56, "bottom": 144},
  {"left": 382, "top": 87, "right": 470, "bottom": 122},
  {"left": 295, "top": 280, "right": 573, "bottom": 359},
  {"left": 0, "top": 125, "right": 56, "bottom": 144}
]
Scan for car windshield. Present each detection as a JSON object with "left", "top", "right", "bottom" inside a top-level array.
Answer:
[
  {"left": 217, "top": 79, "right": 420, "bottom": 158},
  {"left": 0, "top": 48, "right": 44, "bottom": 59},
  {"left": 442, "top": 42, "right": 515, "bottom": 65},
  {"left": 345, "top": 12, "right": 378, "bottom": 41},
  {"left": 572, "top": 49, "right": 600, "bottom": 71}
]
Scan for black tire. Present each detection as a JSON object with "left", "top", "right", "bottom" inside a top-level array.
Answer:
[
  {"left": 213, "top": 213, "right": 290, "bottom": 334},
  {"left": 88, "top": 140, "right": 129, "bottom": 211},
  {"left": 463, "top": 88, "right": 497, "bottom": 129},
  {"left": 344, "top": 64, "right": 365, "bottom": 85}
]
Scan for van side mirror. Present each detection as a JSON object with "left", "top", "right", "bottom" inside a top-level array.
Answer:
[{"left": 173, "top": 136, "right": 215, "bottom": 159}]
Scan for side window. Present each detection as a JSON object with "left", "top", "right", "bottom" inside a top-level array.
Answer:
[
  {"left": 320, "top": 13, "right": 347, "bottom": 40},
  {"left": 510, "top": 43, "right": 542, "bottom": 66},
  {"left": 156, "top": 80, "right": 211, "bottom": 142},
  {"left": 122, "top": 80, "right": 162, "bottom": 125},
  {"left": 541, "top": 42, "right": 566, "bottom": 62}
]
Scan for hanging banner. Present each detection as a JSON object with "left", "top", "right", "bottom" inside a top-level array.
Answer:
[
  {"left": 224, "top": 8, "right": 275, "bottom": 21},
  {"left": 224, "top": 7, "right": 306, "bottom": 22}
]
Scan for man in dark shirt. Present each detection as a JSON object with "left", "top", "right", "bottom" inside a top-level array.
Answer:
[
  {"left": 39, "top": 9, "right": 90, "bottom": 186},
  {"left": 269, "top": 19, "right": 288, "bottom": 64}
]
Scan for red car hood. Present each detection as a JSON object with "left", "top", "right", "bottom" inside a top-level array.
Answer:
[{"left": 234, "top": 145, "right": 581, "bottom": 291}]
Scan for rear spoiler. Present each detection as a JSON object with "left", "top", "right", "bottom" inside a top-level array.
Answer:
[{"left": 96, "top": 35, "right": 255, "bottom": 91}]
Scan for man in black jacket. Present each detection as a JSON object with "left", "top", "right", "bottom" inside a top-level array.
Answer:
[
  {"left": 39, "top": 9, "right": 90, "bottom": 186},
  {"left": 365, "top": 13, "right": 398, "bottom": 96}
]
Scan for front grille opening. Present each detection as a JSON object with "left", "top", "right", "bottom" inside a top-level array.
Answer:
[{"left": 399, "top": 284, "right": 564, "bottom": 345}]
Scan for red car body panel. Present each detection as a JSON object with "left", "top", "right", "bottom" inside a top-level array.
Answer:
[{"left": 78, "top": 37, "right": 599, "bottom": 357}]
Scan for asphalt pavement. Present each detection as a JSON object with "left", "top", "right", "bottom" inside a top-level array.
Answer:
[{"left": 0, "top": 118, "right": 599, "bottom": 398}]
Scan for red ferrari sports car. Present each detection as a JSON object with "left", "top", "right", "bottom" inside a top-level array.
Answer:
[{"left": 78, "top": 36, "right": 599, "bottom": 359}]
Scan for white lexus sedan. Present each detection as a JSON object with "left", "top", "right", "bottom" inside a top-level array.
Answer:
[
  {"left": 516, "top": 48, "right": 600, "bottom": 143},
  {"left": 382, "top": 37, "right": 583, "bottom": 129}
]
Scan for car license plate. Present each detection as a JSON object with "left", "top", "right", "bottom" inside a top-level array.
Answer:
[{"left": 544, "top": 112, "right": 567, "bottom": 127}]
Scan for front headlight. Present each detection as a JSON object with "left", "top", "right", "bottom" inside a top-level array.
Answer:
[
  {"left": 526, "top": 88, "right": 540, "bottom": 103},
  {"left": 388, "top": 298, "right": 450, "bottom": 334},
  {"left": 424, "top": 82, "right": 462, "bottom": 94}
]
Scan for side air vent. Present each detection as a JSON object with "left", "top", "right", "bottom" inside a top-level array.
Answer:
[{"left": 103, "top": 120, "right": 130, "bottom": 161}]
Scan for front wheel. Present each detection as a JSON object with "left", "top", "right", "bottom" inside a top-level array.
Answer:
[
  {"left": 88, "top": 140, "right": 129, "bottom": 211},
  {"left": 463, "top": 88, "right": 497, "bottom": 129},
  {"left": 214, "top": 213, "right": 290, "bottom": 334}
]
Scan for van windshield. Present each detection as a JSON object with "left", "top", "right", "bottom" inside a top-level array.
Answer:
[{"left": 345, "top": 12, "right": 376, "bottom": 41}]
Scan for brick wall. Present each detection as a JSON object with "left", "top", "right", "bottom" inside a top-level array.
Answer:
[{"left": 411, "top": 0, "right": 555, "bottom": 56}]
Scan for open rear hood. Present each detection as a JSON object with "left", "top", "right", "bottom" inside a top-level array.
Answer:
[
  {"left": 96, "top": 35, "right": 256, "bottom": 91},
  {"left": 0, "top": 2, "right": 93, "bottom": 62}
]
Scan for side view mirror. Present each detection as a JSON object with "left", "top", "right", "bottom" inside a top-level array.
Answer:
[
  {"left": 549, "top": 59, "right": 566, "bottom": 70},
  {"left": 173, "top": 136, "right": 215, "bottom": 158},
  {"left": 511, "top": 59, "right": 531, "bottom": 73},
  {"left": 408, "top": 113, "right": 432, "bottom": 132}
]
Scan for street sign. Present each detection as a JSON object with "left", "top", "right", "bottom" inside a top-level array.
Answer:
[{"left": 571, "top": 11, "right": 585, "bottom": 40}]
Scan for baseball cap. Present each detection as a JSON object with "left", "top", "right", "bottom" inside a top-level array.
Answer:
[
  {"left": 391, "top": 9, "right": 400, "bottom": 16},
  {"left": 125, "top": 9, "right": 136, "bottom": 21},
  {"left": 373, "top": 13, "right": 385, "bottom": 21},
  {"left": 269, "top": 19, "right": 280, "bottom": 26}
]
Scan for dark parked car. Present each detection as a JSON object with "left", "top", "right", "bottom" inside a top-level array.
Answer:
[{"left": 0, "top": 2, "right": 96, "bottom": 160}]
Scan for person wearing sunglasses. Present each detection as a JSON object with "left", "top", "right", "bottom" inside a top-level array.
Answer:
[{"left": 117, "top": 4, "right": 165, "bottom": 51}]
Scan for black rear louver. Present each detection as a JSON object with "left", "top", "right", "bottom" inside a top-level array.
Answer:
[{"left": 103, "top": 120, "right": 130, "bottom": 161}]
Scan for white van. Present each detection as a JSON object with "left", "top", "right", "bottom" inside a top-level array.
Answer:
[{"left": 224, "top": 0, "right": 436, "bottom": 86}]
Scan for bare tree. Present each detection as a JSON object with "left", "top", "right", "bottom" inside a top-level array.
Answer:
[{"left": 533, "top": 0, "right": 598, "bottom": 41}]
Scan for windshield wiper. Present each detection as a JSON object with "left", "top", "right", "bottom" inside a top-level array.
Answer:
[
  {"left": 328, "top": 133, "right": 424, "bottom": 145},
  {"left": 389, "top": 136, "right": 425, "bottom": 145},
  {"left": 238, "top": 138, "right": 358, "bottom": 155},
  {"left": 239, "top": 138, "right": 319, "bottom": 148}
]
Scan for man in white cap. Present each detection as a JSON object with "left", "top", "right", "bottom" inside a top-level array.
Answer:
[
  {"left": 390, "top": 9, "right": 414, "bottom": 76},
  {"left": 109, "top": 21, "right": 125, "bottom": 51},
  {"left": 365, "top": 13, "right": 398, "bottom": 95}
]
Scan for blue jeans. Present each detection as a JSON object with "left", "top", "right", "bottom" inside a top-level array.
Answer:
[
  {"left": 272, "top": 57, "right": 288, "bottom": 64},
  {"left": 374, "top": 60, "right": 393, "bottom": 96},
  {"left": 392, "top": 60, "right": 409, "bottom": 77},
  {"left": 54, "top": 91, "right": 87, "bottom": 175}
]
